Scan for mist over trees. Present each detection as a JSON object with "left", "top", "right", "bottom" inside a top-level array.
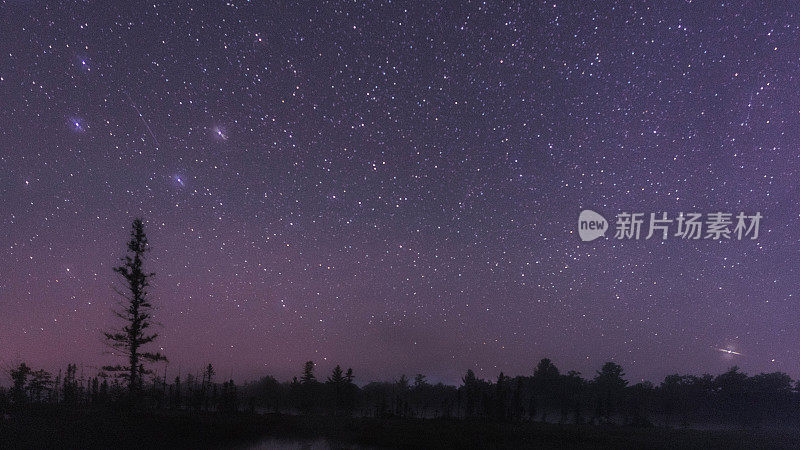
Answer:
[{"left": 5, "top": 356, "right": 800, "bottom": 430}]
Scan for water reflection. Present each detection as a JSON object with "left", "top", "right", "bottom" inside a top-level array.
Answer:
[{"left": 246, "top": 437, "right": 368, "bottom": 450}]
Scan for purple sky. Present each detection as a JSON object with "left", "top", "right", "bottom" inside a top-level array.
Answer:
[{"left": 2, "top": 2, "right": 799, "bottom": 385}]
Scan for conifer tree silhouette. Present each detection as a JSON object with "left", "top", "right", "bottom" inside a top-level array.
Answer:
[{"left": 103, "top": 218, "right": 167, "bottom": 405}]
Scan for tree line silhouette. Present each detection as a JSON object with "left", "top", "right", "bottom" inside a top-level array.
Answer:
[
  {"left": 4, "top": 357, "right": 800, "bottom": 428},
  {"left": 2, "top": 219, "right": 798, "bottom": 430}
]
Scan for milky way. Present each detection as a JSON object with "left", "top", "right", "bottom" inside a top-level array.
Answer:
[{"left": 2, "top": 2, "right": 799, "bottom": 384}]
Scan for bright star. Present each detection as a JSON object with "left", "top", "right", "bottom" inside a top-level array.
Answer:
[
  {"left": 69, "top": 117, "right": 85, "bottom": 132},
  {"left": 212, "top": 126, "right": 228, "bottom": 141},
  {"left": 716, "top": 347, "right": 743, "bottom": 357},
  {"left": 75, "top": 55, "right": 91, "bottom": 72}
]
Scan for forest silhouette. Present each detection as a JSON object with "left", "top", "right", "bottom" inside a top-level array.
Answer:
[{"left": 3, "top": 220, "right": 800, "bottom": 448}]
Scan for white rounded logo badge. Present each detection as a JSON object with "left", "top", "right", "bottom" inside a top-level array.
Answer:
[{"left": 578, "top": 210, "right": 608, "bottom": 242}]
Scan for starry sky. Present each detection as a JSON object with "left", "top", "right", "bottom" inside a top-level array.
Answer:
[{"left": 2, "top": 1, "right": 799, "bottom": 385}]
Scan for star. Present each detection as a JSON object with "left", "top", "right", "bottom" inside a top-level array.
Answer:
[
  {"left": 69, "top": 117, "right": 85, "bottom": 133},
  {"left": 213, "top": 126, "right": 228, "bottom": 141}
]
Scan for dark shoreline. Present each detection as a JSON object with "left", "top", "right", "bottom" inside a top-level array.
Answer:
[{"left": 2, "top": 408, "right": 800, "bottom": 449}]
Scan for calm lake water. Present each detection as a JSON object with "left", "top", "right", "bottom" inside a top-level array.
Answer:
[{"left": 245, "top": 437, "right": 370, "bottom": 450}]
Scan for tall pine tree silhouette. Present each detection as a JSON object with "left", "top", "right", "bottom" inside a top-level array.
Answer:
[{"left": 103, "top": 218, "right": 167, "bottom": 405}]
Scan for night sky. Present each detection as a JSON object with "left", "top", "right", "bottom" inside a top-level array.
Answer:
[{"left": 2, "top": 1, "right": 799, "bottom": 385}]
